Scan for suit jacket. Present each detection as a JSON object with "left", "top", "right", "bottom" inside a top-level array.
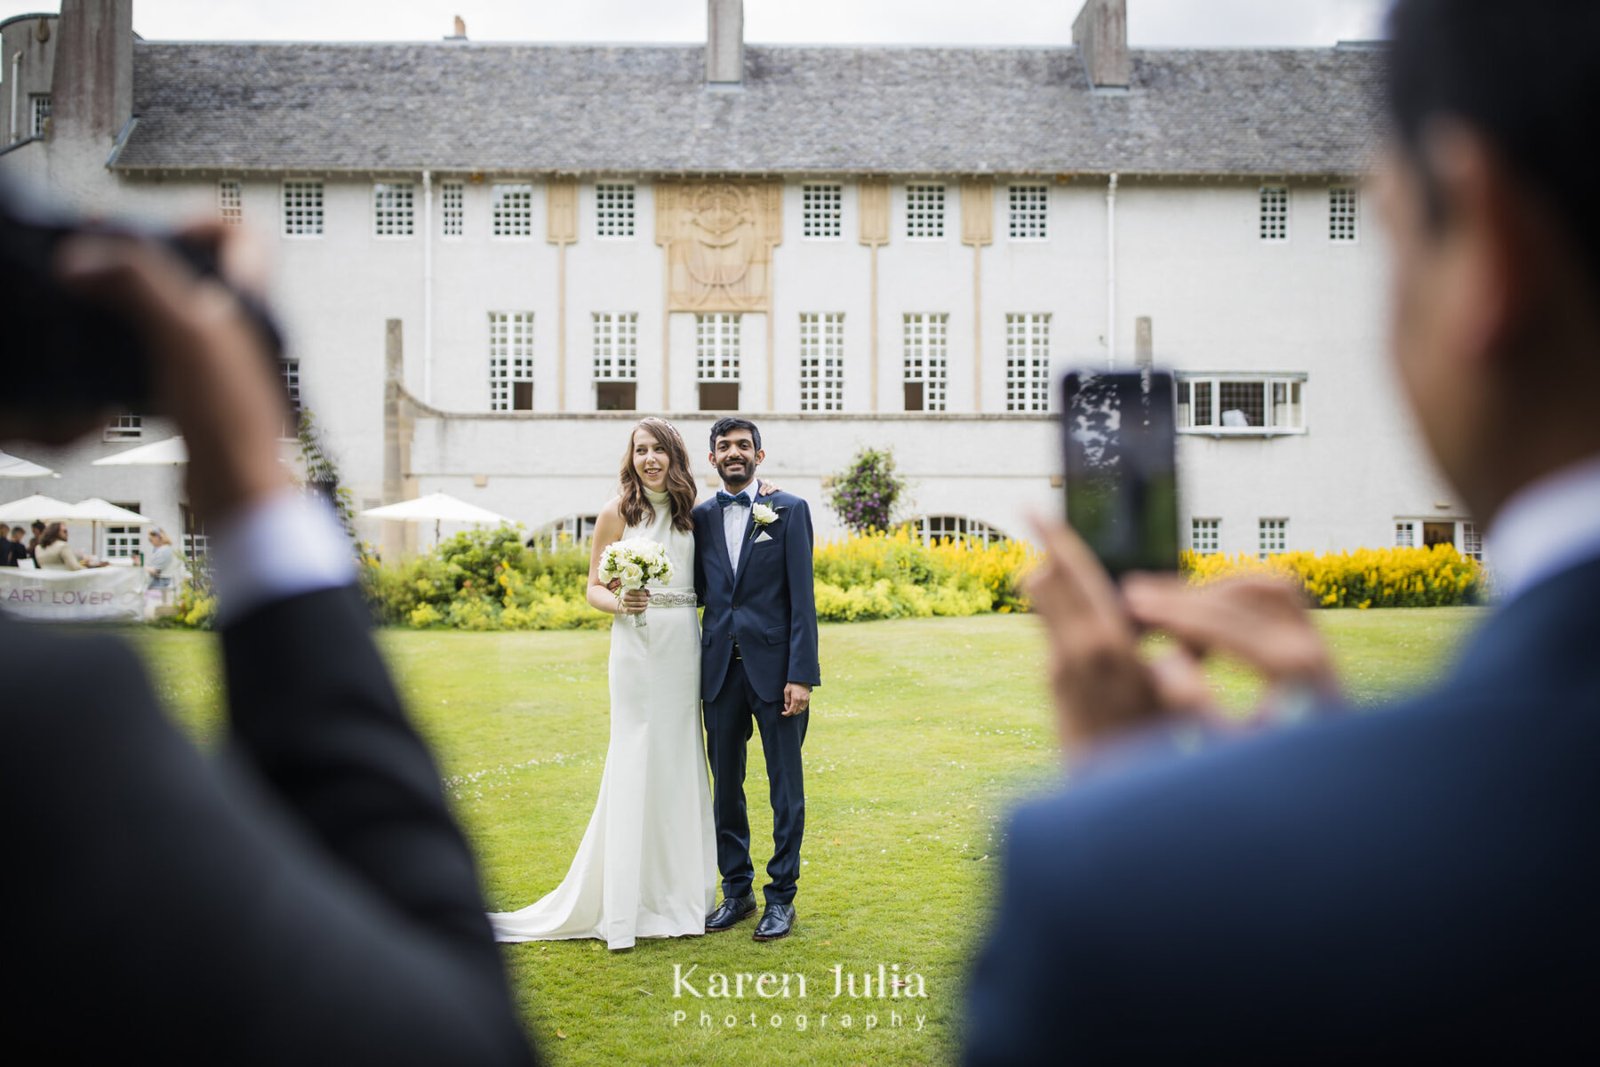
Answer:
[
  {"left": 964, "top": 555, "right": 1600, "bottom": 1063},
  {"left": 693, "top": 490, "right": 821, "bottom": 704},
  {"left": 0, "top": 587, "right": 535, "bottom": 1064}
]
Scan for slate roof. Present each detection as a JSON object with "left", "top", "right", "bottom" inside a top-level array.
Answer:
[{"left": 110, "top": 41, "right": 1384, "bottom": 177}]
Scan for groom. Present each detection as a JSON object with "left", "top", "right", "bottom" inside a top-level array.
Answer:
[{"left": 693, "top": 417, "right": 820, "bottom": 942}]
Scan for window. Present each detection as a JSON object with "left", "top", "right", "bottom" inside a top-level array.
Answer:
[
  {"left": 372, "top": 182, "right": 415, "bottom": 237},
  {"left": 593, "top": 312, "right": 639, "bottom": 411},
  {"left": 696, "top": 313, "right": 741, "bottom": 410},
  {"left": 1004, "top": 313, "right": 1051, "bottom": 411},
  {"left": 906, "top": 183, "right": 946, "bottom": 239},
  {"left": 441, "top": 180, "right": 464, "bottom": 237},
  {"left": 104, "top": 414, "right": 143, "bottom": 442},
  {"left": 1329, "top": 186, "right": 1358, "bottom": 242},
  {"left": 532, "top": 514, "right": 600, "bottom": 551},
  {"left": 1394, "top": 521, "right": 1416, "bottom": 548},
  {"left": 903, "top": 313, "right": 948, "bottom": 411},
  {"left": 181, "top": 503, "right": 208, "bottom": 560},
  {"left": 488, "top": 312, "right": 535, "bottom": 411},
  {"left": 914, "top": 515, "right": 1004, "bottom": 546},
  {"left": 218, "top": 180, "right": 243, "bottom": 227},
  {"left": 105, "top": 503, "right": 143, "bottom": 560},
  {"left": 29, "top": 93, "right": 50, "bottom": 137},
  {"left": 1397, "top": 519, "right": 1462, "bottom": 551},
  {"left": 799, "top": 313, "right": 845, "bottom": 412},
  {"left": 279, "top": 358, "right": 302, "bottom": 434},
  {"left": 1258, "top": 518, "right": 1287, "bottom": 559},
  {"left": 282, "top": 181, "right": 324, "bottom": 236},
  {"left": 595, "top": 182, "right": 635, "bottom": 238},
  {"left": 1461, "top": 522, "right": 1483, "bottom": 562},
  {"left": 1008, "top": 183, "right": 1049, "bottom": 240},
  {"left": 1191, "top": 518, "right": 1220, "bottom": 554},
  {"left": 802, "top": 183, "right": 843, "bottom": 238},
  {"left": 1177, "top": 375, "right": 1306, "bottom": 433},
  {"left": 1260, "top": 185, "right": 1289, "bottom": 242},
  {"left": 492, "top": 183, "right": 533, "bottom": 237}
]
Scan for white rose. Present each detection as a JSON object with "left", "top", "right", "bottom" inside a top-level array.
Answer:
[{"left": 751, "top": 503, "right": 779, "bottom": 526}]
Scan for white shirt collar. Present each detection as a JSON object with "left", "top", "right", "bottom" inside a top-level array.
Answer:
[{"left": 1486, "top": 452, "right": 1600, "bottom": 604}]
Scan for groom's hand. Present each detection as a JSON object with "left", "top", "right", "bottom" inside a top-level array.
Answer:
[{"left": 782, "top": 683, "right": 811, "bottom": 717}]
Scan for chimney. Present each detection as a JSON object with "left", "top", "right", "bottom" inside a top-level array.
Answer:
[
  {"left": 446, "top": 15, "right": 467, "bottom": 41},
  {"left": 48, "top": 0, "right": 133, "bottom": 143},
  {"left": 1073, "top": 0, "right": 1130, "bottom": 89},
  {"left": 707, "top": 0, "right": 743, "bottom": 85}
]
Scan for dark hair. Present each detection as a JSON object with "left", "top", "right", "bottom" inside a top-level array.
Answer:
[
  {"left": 618, "top": 418, "right": 697, "bottom": 533},
  {"left": 1387, "top": 0, "right": 1600, "bottom": 287},
  {"left": 37, "top": 522, "right": 66, "bottom": 549},
  {"left": 709, "top": 416, "right": 761, "bottom": 454}
]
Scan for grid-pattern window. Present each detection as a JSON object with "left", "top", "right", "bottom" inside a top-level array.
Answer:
[
  {"left": 906, "top": 183, "right": 946, "bottom": 239},
  {"left": 441, "top": 180, "right": 464, "bottom": 237},
  {"left": 373, "top": 182, "right": 415, "bottom": 237},
  {"left": 1191, "top": 518, "right": 1220, "bottom": 554},
  {"left": 592, "top": 313, "right": 639, "bottom": 380},
  {"left": 1259, "top": 518, "right": 1287, "bottom": 559},
  {"left": 488, "top": 312, "right": 535, "bottom": 411},
  {"left": 1260, "top": 185, "right": 1289, "bottom": 241},
  {"left": 696, "top": 314, "right": 741, "bottom": 381},
  {"left": 595, "top": 182, "right": 636, "bottom": 238},
  {"left": 1461, "top": 522, "right": 1483, "bottom": 562},
  {"left": 915, "top": 515, "right": 1003, "bottom": 545},
  {"left": 802, "top": 183, "right": 843, "bottom": 238},
  {"left": 30, "top": 93, "right": 50, "bottom": 136},
  {"left": 799, "top": 313, "right": 845, "bottom": 412},
  {"left": 1178, "top": 375, "right": 1306, "bottom": 432},
  {"left": 104, "top": 414, "right": 143, "bottom": 441},
  {"left": 105, "top": 504, "right": 143, "bottom": 560},
  {"left": 1329, "top": 186, "right": 1358, "bottom": 242},
  {"left": 279, "top": 358, "right": 302, "bottom": 433},
  {"left": 1008, "top": 183, "right": 1049, "bottom": 240},
  {"left": 903, "top": 313, "right": 949, "bottom": 411},
  {"left": 218, "top": 180, "right": 243, "bottom": 226},
  {"left": 1394, "top": 521, "right": 1417, "bottom": 548},
  {"left": 1004, "top": 313, "right": 1051, "bottom": 411},
  {"left": 492, "top": 183, "right": 534, "bottom": 237},
  {"left": 282, "top": 181, "right": 324, "bottom": 236}
]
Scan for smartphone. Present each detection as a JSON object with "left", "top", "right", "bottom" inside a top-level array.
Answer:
[{"left": 1060, "top": 369, "right": 1180, "bottom": 578}]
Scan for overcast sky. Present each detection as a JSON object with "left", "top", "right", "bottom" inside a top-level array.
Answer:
[{"left": 0, "top": 1, "right": 1390, "bottom": 47}]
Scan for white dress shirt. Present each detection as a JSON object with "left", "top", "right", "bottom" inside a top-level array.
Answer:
[
  {"left": 1486, "top": 452, "right": 1600, "bottom": 605},
  {"left": 210, "top": 488, "right": 356, "bottom": 624},
  {"left": 721, "top": 489, "right": 751, "bottom": 575}
]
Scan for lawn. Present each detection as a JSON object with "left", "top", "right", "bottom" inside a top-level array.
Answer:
[{"left": 131, "top": 607, "right": 1484, "bottom": 1066}]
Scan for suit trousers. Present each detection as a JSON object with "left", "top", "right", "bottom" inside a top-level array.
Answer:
[{"left": 703, "top": 655, "right": 807, "bottom": 906}]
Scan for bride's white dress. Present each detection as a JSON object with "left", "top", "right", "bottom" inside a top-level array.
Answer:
[{"left": 489, "top": 488, "right": 717, "bottom": 950}]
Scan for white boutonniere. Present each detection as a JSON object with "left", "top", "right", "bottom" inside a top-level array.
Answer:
[{"left": 748, "top": 502, "right": 784, "bottom": 540}]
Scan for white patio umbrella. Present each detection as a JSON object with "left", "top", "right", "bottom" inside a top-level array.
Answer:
[
  {"left": 66, "top": 498, "right": 153, "bottom": 560},
  {"left": 361, "top": 493, "right": 513, "bottom": 544},
  {"left": 0, "top": 493, "right": 77, "bottom": 524},
  {"left": 92, "top": 436, "right": 189, "bottom": 466},
  {"left": 0, "top": 450, "right": 55, "bottom": 478}
]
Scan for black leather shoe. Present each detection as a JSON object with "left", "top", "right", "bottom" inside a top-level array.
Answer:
[
  {"left": 705, "top": 894, "right": 757, "bottom": 931},
  {"left": 752, "top": 903, "right": 795, "bottom": 942}
]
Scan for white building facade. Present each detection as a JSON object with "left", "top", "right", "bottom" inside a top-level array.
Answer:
[{"left": 1, "top": 0, "right": 1469, "bottom": 561}]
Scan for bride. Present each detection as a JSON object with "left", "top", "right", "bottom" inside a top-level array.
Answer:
[{"left": 490, "top": 418, "right": 761, "bottom": 951}]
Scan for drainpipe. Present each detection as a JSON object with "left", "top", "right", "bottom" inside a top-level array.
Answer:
[
  {"left": 10, "top": 52, "right": 22, "bottom": 143},
  {"left": 1106, "top": 172, "right": 1118, "bottom": 369},
  {"left": 422, "top": 169, "right": 434, "bottom": 403}
]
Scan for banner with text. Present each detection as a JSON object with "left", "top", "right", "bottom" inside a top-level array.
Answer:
[{"left": 0, "top": 567, "right": 147, "bottom": 623}]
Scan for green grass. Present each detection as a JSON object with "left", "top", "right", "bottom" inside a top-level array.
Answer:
[{"left": 129, "top": 607, "right": 1484, "bottom": 1066}]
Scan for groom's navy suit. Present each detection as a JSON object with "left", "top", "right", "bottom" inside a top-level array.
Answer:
[
  {"left": 964, "top": 555, "right": 1600, "bottom": 1063},
  {"left": 694, "top": 488, "right": 821, "bottom": 907}
]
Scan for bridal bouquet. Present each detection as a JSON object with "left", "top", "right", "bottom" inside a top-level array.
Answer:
[{"left": 600, "top": 538, "right": 674, "bottom": 628}]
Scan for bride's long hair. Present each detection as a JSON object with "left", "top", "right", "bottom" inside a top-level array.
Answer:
[{"left": 619, "top": 418, "right": 697, "bottom": 533}]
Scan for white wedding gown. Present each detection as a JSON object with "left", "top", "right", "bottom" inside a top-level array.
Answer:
[{"left": 489, "top": 488, "right": 717, "bottom": 950}]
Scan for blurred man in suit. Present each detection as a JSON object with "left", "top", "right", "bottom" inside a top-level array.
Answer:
[
  {"left": 0, "top": 221, "right": 534, "bottom": 1062},
  {"left": 965, "top": 0, "right": 1600, "bottom": 1061}
]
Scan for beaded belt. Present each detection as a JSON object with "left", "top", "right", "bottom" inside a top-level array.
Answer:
[{"left": 647, "top": 590, "right": 698, "bottom": 608}]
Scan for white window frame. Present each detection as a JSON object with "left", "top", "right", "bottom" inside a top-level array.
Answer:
[
  {"left": 281, "top": 180, "right": 324, "bottom": 238},
  {"left": 1004, "top": 313, "right": 1051, "bottom": 412},
  {"left": 1395, "top": 518, "right": 1483, "bottom": 560},
  {"left": 1007, "top": 183, "right": 1049, "bottom": 241},
  {"left": 1258, "top": 518, "right": 1288, "bottom": 559},
  {"left": 1329, "top": 185, "right": 1359, "bottom": 243},
  {"left": 29, "top": 93, "right": 50, "bottom": 137},
  {"left": 914, "top": 515, "right": 1005, "bottom": 546},
  {"left": 488, "top": 311, "right": 535, "bottom": 411},
  {"left": 595, "top": 182, "right": 636, "bottom": 239},
  {"left": 279, "top": 358, "right": 302, "bottom": 436},
  {"left": 104, "top": 503, "right": 144, "bottom": 560},
  {"left": 799, "top": 312, "right": 845, "bottom": 412},
  {"left": 491, "top": 183, "right": 534, "bottom": 239},
  {"left": 801, "top": 183, "right": 844, "bottom": 240},
  {"left": 1259, "top": 185, "right": 1289, "bottom": 243},
  {"left": 905, "top": 183, "right": 947, "bottom": 240},
  {"left": 592, "top": 312, "right": 639, "bottom": 382},
  {"left": 696, "top": 314, "right": 741, "bottom": 382},
  {"left": 1177, "top": 373, "right": 1307, "bottom": 436},
  {"left": 441, "top": 180, "right": 465, "bottom": 238},
  {"left": 372, "top": 181, "right": 416, "bottom": 238},
  {"left": 903, "top": 313, "right": 949, "bottom": 411},
  {"left": 104, "top": 413, "right": 143, "bottom": 442},
  {"left": 217, "top": 180, "right": 243, "bottom": 227},
  {"left": 1191, "top": 518, "right": 1221, "bottom": 554}
]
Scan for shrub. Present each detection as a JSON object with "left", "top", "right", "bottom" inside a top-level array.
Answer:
[
  {"left": 811, "top": 526, "right": 1037, "bottom": 622},
  {"left": 1183, "top": 544, "right": 1485, "bottom": 608},
  {"left": 827, "top": 449, "right": 907, "bottom": 534}
]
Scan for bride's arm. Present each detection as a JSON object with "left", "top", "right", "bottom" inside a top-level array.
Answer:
[{"left": 585, "top": 500, "right": 648, "bottom": 617}]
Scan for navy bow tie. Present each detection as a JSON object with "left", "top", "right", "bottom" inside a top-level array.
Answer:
[{"left": 717, "top": 490, "right": 751, "bottom": 508}]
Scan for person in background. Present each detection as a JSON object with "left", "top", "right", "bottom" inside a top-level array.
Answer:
[
  {"left": 26, "top": 519, "right": 44, "bottom": 563},
  {"left": 145, "top": 527, "right": 183, "bottom": 587},
  {"left": 0, "top": 526, "right": 25, "bottom": 567},
  {"left": 33, "top": 522, "right": 108, "bottom": 570}
]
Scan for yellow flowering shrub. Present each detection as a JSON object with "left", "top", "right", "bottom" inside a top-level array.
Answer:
[
  {"left": 812, "top": 526, "right": 1038, "bottom": 622},
  {"left": 1182, "top": 544, "right": 1485, "bottom": 608}
]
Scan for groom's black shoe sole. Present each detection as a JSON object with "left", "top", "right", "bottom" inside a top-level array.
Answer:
[{"left": 705, "top": 894, "right": 758, "bottom": 932}]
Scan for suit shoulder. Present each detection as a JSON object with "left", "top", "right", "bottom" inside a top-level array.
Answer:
[
  {"left": 692, "top": 498, "right": 719, "bottom": 519},
  {"left": 770, "top": 492, "right": 811, "bottom": 512}
]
